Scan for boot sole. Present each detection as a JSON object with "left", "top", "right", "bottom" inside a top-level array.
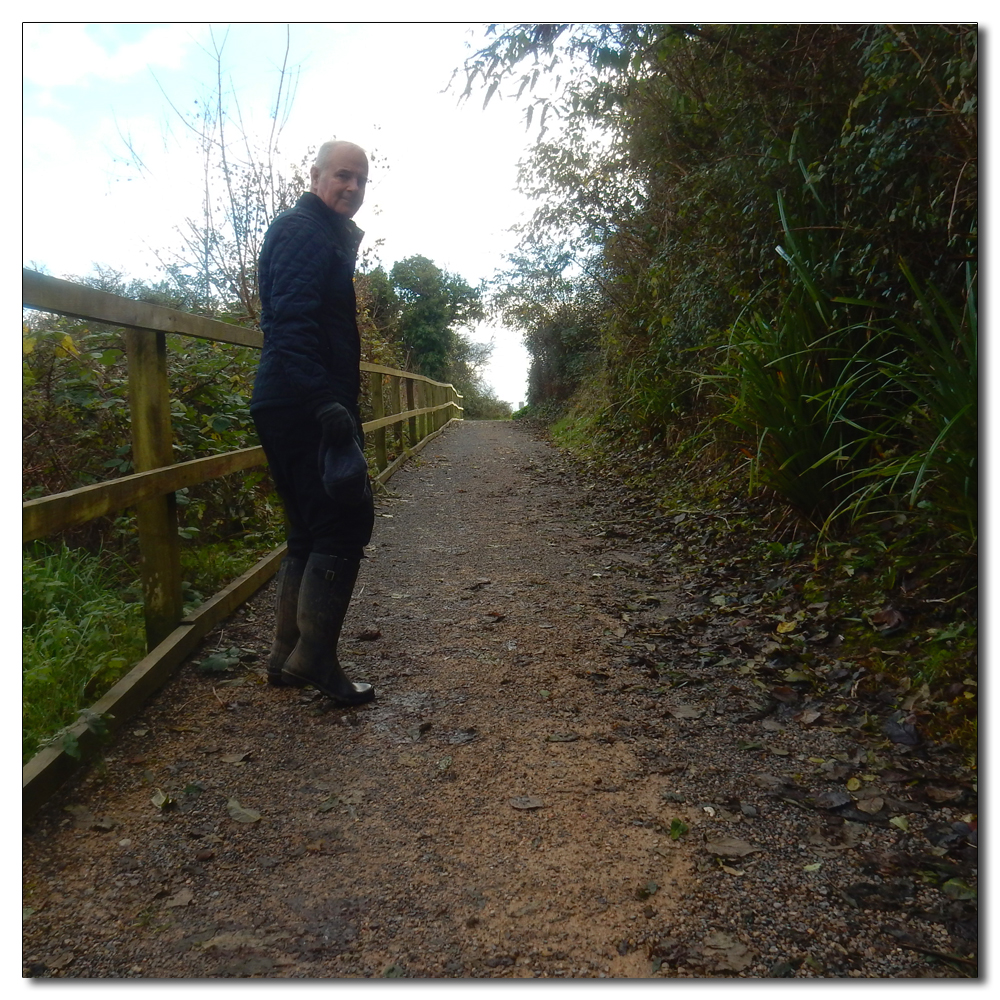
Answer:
[{"left": 281, "top": 669, "right": 375, "bottom": 706}]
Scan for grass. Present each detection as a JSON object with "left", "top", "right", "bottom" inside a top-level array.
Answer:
[
  {"left": 179, "top": 532, "right": 281, "bottom": 613},
  {"left": 22, "top": 524, "right": 283, "bottom": 764},
  {"left": 22, "top": 543, "right": 146, "bottom": 763}
]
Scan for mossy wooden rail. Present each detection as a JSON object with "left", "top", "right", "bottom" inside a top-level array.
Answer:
[{"left": 22, "top": 267, "right": 462, "bottom": 815}]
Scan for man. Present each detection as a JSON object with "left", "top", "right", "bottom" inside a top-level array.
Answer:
[{"left": 250, "top": 140, "right": 375, "bottom": 706}]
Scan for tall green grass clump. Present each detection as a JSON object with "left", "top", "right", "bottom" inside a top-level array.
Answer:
[
  {"left": 718, "top": 198, "right": 976, "bottom": 545},
  {"left": 839, "top": 265, "right": 978, "bottom": 546},
  {"left": 23, "top": 543, "right": 146, "bottom": 763},
  {"left": 719, "top": 217, "right": 900, "bottom": 523}
]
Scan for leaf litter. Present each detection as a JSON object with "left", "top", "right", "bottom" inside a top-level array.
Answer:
[{"left": 21, "top": 422, "right": 976, "bottom": 979}]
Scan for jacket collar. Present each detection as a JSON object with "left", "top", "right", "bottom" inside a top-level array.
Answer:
[{"left": 297, "top": 192, "right": 364, "bottom": 253}]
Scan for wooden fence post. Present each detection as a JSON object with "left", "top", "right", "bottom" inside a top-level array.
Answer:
[
  {"left": 406, "top": 378, "right": 417, "bottom": 447},
  {"left": 369, "top": 369, "right": 387, "bottom": 471},
  {"left": 125, "top": 327, "right": 182, "bottom": 650},
  {"left": 389, "top": 374, "right": 401, "bottom": 452},
  {"left": 414, "top": 381, "right": 424, "bottom": 443}
]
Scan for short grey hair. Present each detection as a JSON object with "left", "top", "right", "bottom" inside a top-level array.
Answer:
[{"left": 314, "top": 140, "right": 367, "bottom": 171}]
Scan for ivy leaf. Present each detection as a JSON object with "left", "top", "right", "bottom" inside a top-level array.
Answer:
[{"left": 941, "top": 878, "right": 976, "bottom": 901}]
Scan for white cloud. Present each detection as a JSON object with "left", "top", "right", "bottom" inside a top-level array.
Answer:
[{"left": 23, "top": 23, "right": 202, "bottom": 88}]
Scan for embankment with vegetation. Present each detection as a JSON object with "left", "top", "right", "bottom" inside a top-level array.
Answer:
[{"left": 466, "top": 24, "right": 976, "bottom": 752}]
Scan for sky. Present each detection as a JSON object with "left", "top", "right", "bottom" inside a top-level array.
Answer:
[
  {"left": 19, "top": 11, "right": 986, "bottom": 408},
  {"left": 22, "top": 22, "right": 540, "bottom": 407}
]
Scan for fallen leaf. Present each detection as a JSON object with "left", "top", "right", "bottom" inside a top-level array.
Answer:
[
  {"left": 720, "top": 865, "right": 745, "bottom": 876},
  {"left": 510, "top": 796, "right": 545, "bottom": 810},
  {"left": 668, "top": 704, "right": 705, "bottom": 720},
  {"left": 857, "top": 796, "right": 884, "bottom": 815},
  {"left": 814, "top": 789, "right": 853, "bottom": 810},
  {"left": 803, "top": 862, "right": 823, "bottom": 872},
  {"left": 701, "top": 931, "right": 754, "bottom": 972},
  {"left": 704, "top": 836, "right": 759, "bottom": 858},
  {"left": 220, "top": 752, "right": 250, "bottom": 764},
  {"left": 63, "top": 805, "right": 94, "bottom": 828},
  {"left": 196, "top": 651, "right": 242, "bottom": 674},
  {"left": 769, "top": 686, "right": 799, "bottom": 704},
  {"left": 165, "top": 888, "right": 194, "bottom": 908},
  {"left": 941, "top": 878, "right": 977, "bottom": 901},
  {"left": 151, "top": 789, "right": 175, "bottom": 811},
  {"left": 870, "top": 606, "right": 907, "bottom": 633},
  {"left": 635, "top": 880, "right": 659, "bottom": 900},
  {"left": 926, "top": 786, "right": 964, "bottom": 804},
  {"left": 752, "top": 773, "right": 794, "bottom": 792},
  {"left": 226, "top": 798, "right": 261, "bottom": 824},
  {"left": 883, "top": 719, "right": 921, "bottom": 745},
  {"left": 783, "top": 670, "right": 813, "bottom": 683}
]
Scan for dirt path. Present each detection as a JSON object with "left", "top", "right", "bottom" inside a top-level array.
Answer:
[{"left": 22, "top": 421, "right": 975, "bottom": 979}]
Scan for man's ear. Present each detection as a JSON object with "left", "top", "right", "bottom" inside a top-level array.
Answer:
[{"left": 309, "top": 165, "right": 319, "bottom": 190}]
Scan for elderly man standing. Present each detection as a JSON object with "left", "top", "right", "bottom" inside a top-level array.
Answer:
[{"left": 250, "top": 140, "right": 375, "bottom": 706}]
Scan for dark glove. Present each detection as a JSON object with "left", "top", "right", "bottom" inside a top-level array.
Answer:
[{"left": 316, "top": 401, "right": 355, "bottom": 448}]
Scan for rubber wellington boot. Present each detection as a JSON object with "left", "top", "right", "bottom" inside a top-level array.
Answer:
[
  {"left": 281, "top": 553, "right": 375, "bottom": 706},
  {"left": 267, "top": 555, "right": 307, "bottom": 686}
]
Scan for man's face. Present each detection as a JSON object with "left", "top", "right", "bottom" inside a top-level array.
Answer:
[{"left": 310, "top": 145, "right": 368, "bottom": 218}]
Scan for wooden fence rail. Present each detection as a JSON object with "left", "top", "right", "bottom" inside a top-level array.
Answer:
[{"left": 22, "top": 268, "right": 462, "bottom": 814}]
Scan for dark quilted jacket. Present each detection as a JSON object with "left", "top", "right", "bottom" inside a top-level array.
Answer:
[{"left": 251, "top": 192, "right": 364, "bottom": 417}]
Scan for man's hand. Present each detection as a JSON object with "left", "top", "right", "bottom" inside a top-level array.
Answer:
[{"left": 316, "top": 401, "right": 355, "bottom": 448}]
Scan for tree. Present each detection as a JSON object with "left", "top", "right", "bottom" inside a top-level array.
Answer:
[
  {"left": 124, "top": 25, "right": 306, "bottom": 323},
  {"left": 463, "top": 23, "right": 977, "bottom": 532},
  {"left": 390, "top": 255, "right": 484, "bottom": 381}
]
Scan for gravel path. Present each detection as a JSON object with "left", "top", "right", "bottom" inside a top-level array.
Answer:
[{"left": 22, "top": 421, "right": 977, "bottom": 979}]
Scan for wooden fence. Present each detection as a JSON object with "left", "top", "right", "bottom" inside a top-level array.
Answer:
[{"left": 22, "top": 268, "right": 463, "bottom": 813}]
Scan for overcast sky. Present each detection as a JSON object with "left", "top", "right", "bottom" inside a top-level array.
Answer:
[{"left": 22, "top": 22, "right": 540, "bottom": 406}]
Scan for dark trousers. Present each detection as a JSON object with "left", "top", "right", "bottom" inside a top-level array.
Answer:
[{"left": 252, "top": 404, "right": 374, "bottom": 561}]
